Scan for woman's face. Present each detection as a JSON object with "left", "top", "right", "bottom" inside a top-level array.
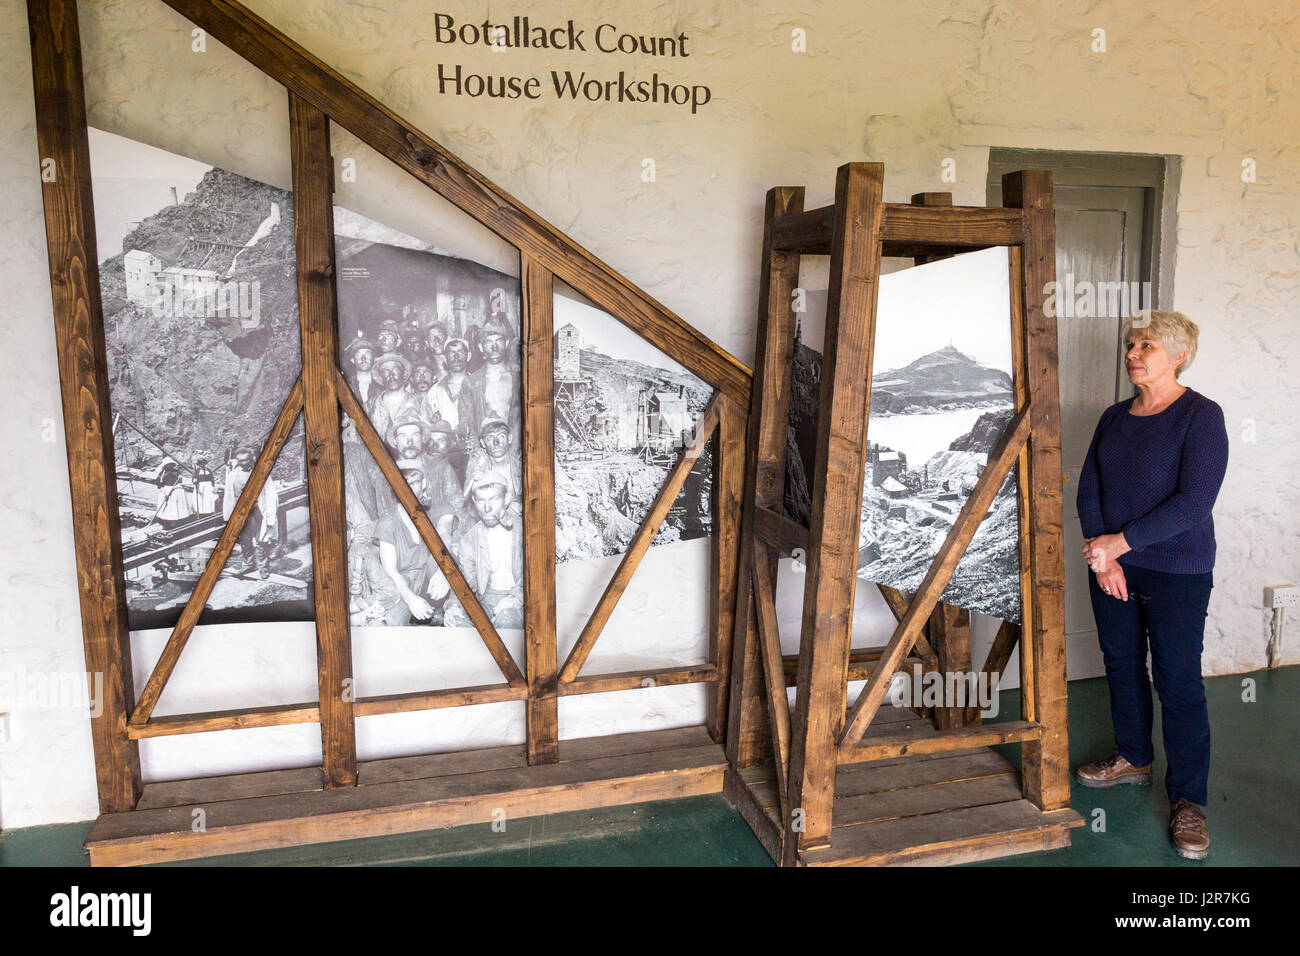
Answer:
[{"left": 1125, "top": 334, "right": 1184, "bottom": 387}]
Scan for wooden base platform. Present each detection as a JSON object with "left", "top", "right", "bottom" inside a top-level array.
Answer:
[
  {"left": 84, "top": 726, "right": 726, "bottom": 866},
  {"left": 726, "top": 706, "right": 1084, "bottom": 866}
]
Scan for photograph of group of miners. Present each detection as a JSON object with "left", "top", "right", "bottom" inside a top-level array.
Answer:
[{"left": 335, "top": 237, "right": 526, "bottom": 628}]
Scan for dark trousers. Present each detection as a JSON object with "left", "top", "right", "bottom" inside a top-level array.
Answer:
[{"left": 1088, "top": 563, "right": 1214, "bottom": 806}]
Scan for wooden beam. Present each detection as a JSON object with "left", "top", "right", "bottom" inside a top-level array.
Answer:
[
  {"left": 558, "top": 395, "right": 722, "bottom": 683},
  {"left": 725, "top": 185, "right": 804, "bottom": 771},
  {"left": 289, "top": 92, "right": 356, "bottom": 788},
  {"left": 131, "top": 381, "right": 304, "bottom": 726},
  {"left": 127, "top": 702, "right": 322, "bottom": 739},
  {"left": 781, "top": 648, "right": 927, "bottom": 686},
  {"left": 983, "top": 620, "right": 1021, "bottom": 684},
  {"left": 967, "top": 621, "right": 1020, "bottom": 725},
  {"left": 520, "top": 256, "right": 558, "bottom": 765},
  {"left": 26, "top": 0, "right": 141, "bottom": 812},
  {"left": 752, "top": 546, "right": 793, "bottom": 821},
  {"left": 753, "top": 505, "right": 808, "bottom": 554},
  {"left": 929, "top": 602, "right": 974, "bottom": 730},
  {"left": 128, "top": 684, "right": 532, "bottom": 737},
  {"left": 838, "top": 720, "right": 1040, "bottom": 764},
  {"left": 908, "top": 191, "right": 956, "bottom": 271},
  {"left": 882, "top": 203, "right": 1025, "bottom": 247},
  {"left": 840, "top": 405, "right": 1032, "bottom": 749},
  {"left": 353, "top": 684, "right": 526, "bottom": 716},
  {"left": 771, "top": 202, "right": 1025, "bottom": 254},
  {"left": 157, "top": 0, "right": 750, "bottom": 407},
  {"left": 786, "top": 163, "right": 886, "bottom": 855},
  {"left": 770, "top": 205, "right": 833, "bottom": 253},
  {"left": 1003, "top": 170, "right": 1071, "bottom": 811},
  {"left": 877, "top": 585, "right": 939, "bottom": 667},
  {"left": 335, "top": 369, "right": 525, "bottom": 687},
  {"left": 558, "top": 665, "right": 718, "bottom": 697},
  {"left": 707, "top": 394, "right": 746, "bottom": 742},
  {"left": 1008, "top": 244, "right": 1037, "bottom": 734}
]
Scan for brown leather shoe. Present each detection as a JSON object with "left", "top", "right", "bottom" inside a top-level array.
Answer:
[
  {"left": 1074, "top": 749, "right": 1152, "bottom": 788},
  {"left": 1170, "top": 799, "right": 1210, "bottom": 860}
]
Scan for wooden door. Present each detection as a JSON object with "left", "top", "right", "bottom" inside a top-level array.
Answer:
[{"left": 989, "top": 152, "right": 1165, "bottom": 682}]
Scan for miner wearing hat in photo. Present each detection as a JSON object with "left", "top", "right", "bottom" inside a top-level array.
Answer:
[
  {"left": 424, "top": 416, "right": 466, "bottom": 535},
  {"left": 375, "top": 318, "right": 403, "bottom": 356},
  {"left": 387, "top": 409, "right": 430, "bottom": 471},
  {"left": 343, "top": 332, "right": 379, "bottom": 408},
  {"left": 401, "top": 313, "right": 431, "bottom": 368},
  {"left": 463, "top": 416, "right": 523, "bottom": 529},
  {"left": 442, "top": 479, "right": 524, "bottom": 630},
  {"left": 425, "top": 323, "right": 449, "bottom": 380},
  {"left": 371, "top": 466, "right": 450, "bottom": 625},
  {"left": 467, "top": 312, "right": 520, "bottom": 430},
  {"left": 386, "top": 410, "right": 462, "bottom": 536},
  {"left": 369, "top": 350, "right": 414, "bottom": 443},
  {"left": 427, "top": 337, "right": 478, "bottom": 478},
  {"left": 409, "top": 362, "right": 437, "bottom": 400}
]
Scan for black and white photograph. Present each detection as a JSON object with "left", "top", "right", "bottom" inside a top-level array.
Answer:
[
  {"left": 551, "top": 289, "right": 713, "bottom": 564},
  {"left": 90, "top": 128, "right": 313, "bottom": 631},
  {"left": 333, "top": 220, "right": 525, "bottom": 629},
  {"left": 786, "top": 248, "right": 1022, "bottom": 622}
]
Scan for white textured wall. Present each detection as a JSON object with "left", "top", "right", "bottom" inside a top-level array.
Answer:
[{"left": 1, "top": 0, "right": 1296, "bottom": 827}]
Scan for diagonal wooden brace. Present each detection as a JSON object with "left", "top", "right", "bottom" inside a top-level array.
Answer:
[
  {"left": 751, "top": 544, "right": 793, "bottom": 822},
  {"left": 335, "top": 368, "right": 525, "bottom": 688},
  {"left": 558, "top": 395, "right": 722, "bottom": 683},
  {"left": 131, "top": 379, "right": 305, "bottom": 726}
]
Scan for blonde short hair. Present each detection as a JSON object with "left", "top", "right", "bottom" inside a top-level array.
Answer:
[{"left": 1122, "top": 310, "right": 1199, "bottom": 376}]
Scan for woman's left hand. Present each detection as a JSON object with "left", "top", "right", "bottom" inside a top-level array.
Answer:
[{"left": 1082, "top": 533, "right": 1132, "bottom": 572}]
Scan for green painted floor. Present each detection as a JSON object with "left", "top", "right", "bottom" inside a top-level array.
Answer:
[{"left": 2, "top": 667, "right": 1295, "bottom": 867}]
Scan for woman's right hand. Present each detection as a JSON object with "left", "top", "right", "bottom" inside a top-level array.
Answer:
[{"left": 1095, "top": 565, "right": 1128, "bottom": 601}]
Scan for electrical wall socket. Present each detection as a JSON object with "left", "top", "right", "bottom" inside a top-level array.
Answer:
[{"left": 1264, "top": 585, "right": 1298, "bottom": 609}]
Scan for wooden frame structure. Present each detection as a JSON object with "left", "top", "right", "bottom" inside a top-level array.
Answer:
[
  {"left": 725, "top": 164, "right": 1084, "bottom": 866},
  {"left": 29, "top": 0, "right": 747, "bottom": 865}
]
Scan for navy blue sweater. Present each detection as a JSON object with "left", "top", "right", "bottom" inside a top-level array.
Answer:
[{"left": 1075, "top": 387, "right": 1229, "bottom": 574}]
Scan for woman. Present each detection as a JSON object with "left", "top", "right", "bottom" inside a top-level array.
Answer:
[
  {"left": 192, "top": 452, "right": 217, "bottom": 515},
  {"left": 1074, "top": 310, "right": 1229, "bottom": 860},
  {"left": 153, "top": 460, "right": 194, "bottom": 530}
]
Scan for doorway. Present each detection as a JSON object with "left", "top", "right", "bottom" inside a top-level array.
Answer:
[{"left": 987, "top": 149, "right": 1172, "bottom": 681}]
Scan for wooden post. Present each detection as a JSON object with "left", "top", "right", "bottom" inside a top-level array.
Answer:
[
  {"left": 27, "top": 0, "right": 142, "bottom": 813},
  {"left": 521, "top": 256, "right": 559, "bottom": 764},
  {"left": 289, "top": 93, "right": 357, "bottom": 788},
  {"left": 785, "top": 163, "right": 885, "bottom": 854},
  {"left": 1002, "top": 170, "right": 1071, "bottom": 811},
  {"left": 707, "top": 393, "right": 746, "bottom": 742},
  {"left": 725, "top": 185, "right": 804, "bottom": 770},
  {"left": 929, "top": 603, "right": 973, "bottom": 729},
  {"left": 1008, "top": 243, "right": 1037, "bottom": 733}
]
